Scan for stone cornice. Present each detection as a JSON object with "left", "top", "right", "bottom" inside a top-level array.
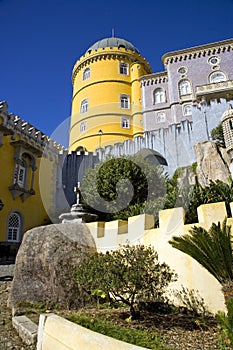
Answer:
[
  {"left": 162, "top": 38, "right": 233, "bottom": 66},
  {"left": 140, "top": 72, "right": 168, "bottom": 86},
  {"left": 72, "top": 49, "right": 152, "bottom": 84}
]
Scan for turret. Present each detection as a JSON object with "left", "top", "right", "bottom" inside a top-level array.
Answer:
[
  {"left": 69, "top": 37, "right": 151, "bottom": 152},
  {"left": 222, "top": 105, "right": 233, "bottom": 176}
]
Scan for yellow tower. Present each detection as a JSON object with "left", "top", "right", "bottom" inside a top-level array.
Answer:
[{"left": 69, "top": 37, "right": 151, "bottom": 152}]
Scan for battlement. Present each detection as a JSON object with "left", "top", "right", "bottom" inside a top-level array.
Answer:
[
  {"left": 140, "top": 71, "right": 168, "bottom": 86},
  {"left": 0, "top": 101, "right": 66, "bottom": 157},
  {"left": 87, "top": 201, "right": 233, "bottom": 313}
]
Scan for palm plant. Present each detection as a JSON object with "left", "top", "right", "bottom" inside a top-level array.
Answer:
[
  {"left": 169, "top": 219, "right": 233, "bottom": 303},
  {"left": 169, "top": 219, "right": 233, "bottom": 348}
]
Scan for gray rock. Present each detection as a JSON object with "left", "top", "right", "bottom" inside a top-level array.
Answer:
[
  {"left": 194, "top": 141, "right": 231, "bottom": 187},
  {"left": 8, "top": 223, "right": 96, "bottom": 309}
]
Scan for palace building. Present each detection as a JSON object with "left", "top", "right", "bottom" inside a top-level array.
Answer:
[{"left": 1, "top": 36, "right": 233, "bottom": 257}]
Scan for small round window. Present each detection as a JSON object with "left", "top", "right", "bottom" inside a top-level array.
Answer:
[
  {"left": 178, "top": 67, "right": 187, "bottom": 74},
  {"left": 208, "top": 56, "right": 220, "bottom": 65}
]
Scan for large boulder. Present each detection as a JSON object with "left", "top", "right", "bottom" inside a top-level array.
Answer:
[
  {"left": 194, "top": 141, "right": 231, "bottom": 187},
  {"left": 8, "top": 223, "right": 96, "bottom": 309}
]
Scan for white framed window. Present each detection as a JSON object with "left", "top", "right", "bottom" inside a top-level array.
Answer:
[
  {"left": 120, "top": 94, "right": 130, "bottom": 109},
  {"left": 183, "top": 104, "right": 192, "bottom": 116},
  {"left": 80, "top": 121, "right": 87, "bottom": 133},
  {"left": 209, "top": 71, "right": 227, "bottom": 83},
  {"left": 83, "top": 67, "right": 90, "bottom": 81},
  {"left": 7, "top": 212, "right": 21, "bottom": 242},
  {"left": 179, "top": 79, "right": 192, "bottom": 96},
  {"left": 156, "top": 112, "right": 166, "bottom": 123},
  {"left": 121, "top": 118, "right": 130, "bottom": 129},
  {"left": 80, "top": 99, "right": 88, "bottom": 113},
  {"left": 119, "top": 62, "right": 129, "bottom": 75},
  {"left": 153, "top": 88, "right": 166, "bottom": 104}
]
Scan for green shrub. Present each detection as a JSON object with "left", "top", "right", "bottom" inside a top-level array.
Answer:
[
  {"left": 217, "top": 298, "right": 233, "bottom": 349},
  {"left": 75, "top": 244, "right": 177, "bottom": 319}
]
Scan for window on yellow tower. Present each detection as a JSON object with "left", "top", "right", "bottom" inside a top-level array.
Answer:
[
  {"left": 80, "top": 121, "right": 87, "bottom": 133},
  {"left": 121, "top": 118, "right": 130, "bottom": 128},
  {"left": 119, "top": 62, "right": 129, "bottom": 75},
  {"left": 120, "top": 95, "right": 130, "bottom": 109},
  {"left": 80, "top": 99, "right": 88, "bottom": 113},
  {"left": 83, "top": 67, "right": 90, "bottom": 81}
]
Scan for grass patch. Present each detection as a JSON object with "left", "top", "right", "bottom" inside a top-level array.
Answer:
[{"left": 66, "top": 313, "right": 170, "bottom": 350}]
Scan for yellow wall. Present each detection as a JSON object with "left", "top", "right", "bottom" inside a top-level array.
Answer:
[
  {"left": 69, "top": 47, "right": 151, "bottom": 152},
  {"left": 0, "top": 133, "right": 55, "bottom": 243}
]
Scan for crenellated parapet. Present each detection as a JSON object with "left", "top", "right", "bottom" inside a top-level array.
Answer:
[
  {"left": 140, "top": 72, "right": 168, "bottom": 86},
  {"left": 72, "top": 46, "right": 152, "bottom": 83},
  {"left": 162, "top": 38, "right": 233, "bottom": 67},
  {"left": 87, "top": 201, "right": 233, "bottom": 314},
  {"left": 94, "top": 119, "right": 195, "bottom": 175},
  {"left": 0, "top": 101, "right": 65, "bottom": 159}
]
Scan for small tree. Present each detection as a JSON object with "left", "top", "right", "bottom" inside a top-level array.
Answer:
[
  {"left": 80, "top": 155, "right": 167, "bottom": 221},
  {"left": 75, "top": 245, "right": 177, "bottom": 319},
  {"left": 211, "top": 123, "right": 225, "bottom": 147}
]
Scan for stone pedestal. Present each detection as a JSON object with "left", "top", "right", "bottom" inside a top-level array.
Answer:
[{"left": 59, "top": 203, "right": 98, "bottom": 223}]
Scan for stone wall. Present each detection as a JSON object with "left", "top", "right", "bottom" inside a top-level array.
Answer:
[
  {"left": 87, "top": 201, "right": 233, "bottom": 314},
  {"left": 37, "top": 313, "right": 147, "bottom": 350}
]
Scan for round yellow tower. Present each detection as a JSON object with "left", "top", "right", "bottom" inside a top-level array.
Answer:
[{"left": 69, "top": 37, "right": 151, "bottom": 152}]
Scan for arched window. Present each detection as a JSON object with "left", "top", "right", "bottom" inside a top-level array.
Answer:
[
  {"left": 179, "top": 80, "right": 192, "bottom": 96},
  {"left": 83, "top": 67, "right": 90, "bottom": 81},
  {"left": 120, "top": 95, "right": 130, "bottom": 109},
  {"left": 209, "top": 71, "right": 227, "bottom": 83},
  {"left": 183, "top": 104, "right": 192, "bottom": 116},
  {"left": 153, "top": 88, "right": 166, "bottom": 104},
  {"left": 7, "top": 212, "right": 22, "bottom": 242},
  {"left": 80, "top": 99, "right": 88, "bottom": 113}
]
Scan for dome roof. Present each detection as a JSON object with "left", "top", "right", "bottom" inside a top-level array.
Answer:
[
  {"left": 86, "top": 37, "right": 139, "bottom": 53},
  {"left": 221, "top": 104, "right": 233, "bottom": 121}
]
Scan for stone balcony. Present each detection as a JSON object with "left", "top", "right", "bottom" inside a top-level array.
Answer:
[{"left": 196, "top": 80, "right": 233, "bottom": 102}]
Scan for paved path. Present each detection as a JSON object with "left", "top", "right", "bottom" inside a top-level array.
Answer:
[{"left": 0, "top": 281, "right": 36, "bottom": 350}]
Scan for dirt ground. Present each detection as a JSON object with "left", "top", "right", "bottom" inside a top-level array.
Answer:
[{"left": 0, "top": 280, "right": 225, "bottom": 350}]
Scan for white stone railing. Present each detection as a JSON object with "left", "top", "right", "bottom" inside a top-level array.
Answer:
[{"left": 196, "top": 80, "right": 233, "bottom": 97}]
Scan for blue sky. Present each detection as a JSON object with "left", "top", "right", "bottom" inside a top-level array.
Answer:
[{"left": 1, "top": 0, "right": 233, "bottom": 146}]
